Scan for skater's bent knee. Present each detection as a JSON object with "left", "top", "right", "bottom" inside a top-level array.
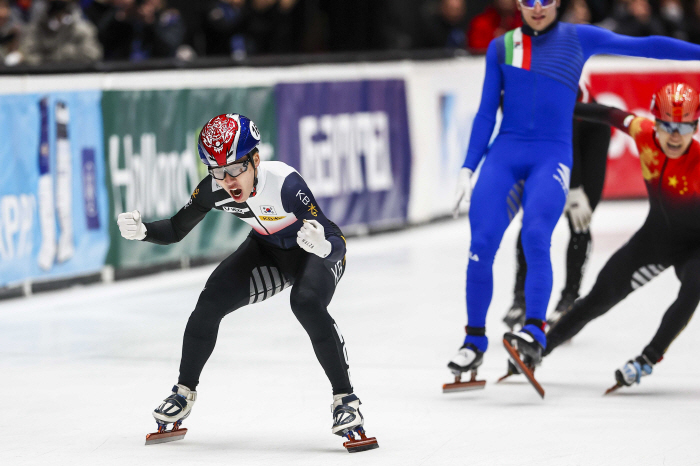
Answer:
[{"left": 290, "top": 288, "right": 324, "bottom": 314}]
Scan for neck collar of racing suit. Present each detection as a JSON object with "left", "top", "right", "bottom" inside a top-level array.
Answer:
[{"left": 522, "top": 16, "right": 559, "bottom": 37}]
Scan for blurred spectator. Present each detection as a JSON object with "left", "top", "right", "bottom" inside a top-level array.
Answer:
[
  {"left": 684, "top": 0, "right": 700, "bottom": 43},
  {"left": 607, "top": 0, "right": 665, "bottom": 36},
  {"left": 19, "top": 0, "right": 102, "bottom": 65},
  {"left": 83, "top": 0, "right": 111, "bottom": 27},
  {"left": 319, "top": 0, "right": 390, "bottom": 52},
  {"left": 97, "top": 0, "right": 186, "bottom": 61},
  {"left": 467, "top": 0, "right": 521, "bottom": 54},
  {"left": 562, "top": 0, "right": 592, "bottom": 23},
  {"left": 202, "top": 0, "right": 246, "bottom": 57},
  {"left": 245, "top": 0, "right": 302, "bottom": 55},
  {"left": 419, "top": 0, "right": 468, "bottom": 49},
  {"left": 658, "top": 0, "right": 686, "bottom": 39},
  {"left": 14, "top": 0, "right": 36, "bottom": 22},
  {"left": 0, "top": 0, "right": 23, "bottom": 65},
  {"left": 381, "top": 0, "right": 425, "bottom": 50}
]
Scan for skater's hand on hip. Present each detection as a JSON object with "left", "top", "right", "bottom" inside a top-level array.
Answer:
[
  {"left": 565, "top": 187, "right": 592, "bottom": 234},
  {"left": 453, "top": 168, "right": 473, "bottom": 219},
  {"left": 297, "top": 219, "right": 332, "bottom": 258},
  {"left": 117, "top": 210, "right": 147, "bottom": 240}
]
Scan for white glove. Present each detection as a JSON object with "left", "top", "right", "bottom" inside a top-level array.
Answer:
[
  {"left": 453, "top": 168, "right": 474, "bottom": 218},
  {"left": 117, "top": 210, "right": 147, "bottom": 240},
  {"left": 297, "top": 219, "right": 332, "bottom": 258},
  {"left": 565, "top": 187, "right": 592, "bottom": 234}
]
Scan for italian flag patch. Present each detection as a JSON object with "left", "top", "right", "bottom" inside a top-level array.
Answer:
[{"left": 505, "top": 28, "right": 531, "bottom": 70}]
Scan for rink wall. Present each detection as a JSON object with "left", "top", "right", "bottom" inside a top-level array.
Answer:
[{"left": 1, "top": 56, "right": 699, "bottom": 295}]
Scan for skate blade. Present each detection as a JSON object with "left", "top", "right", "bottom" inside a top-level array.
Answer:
[
  {"left": 442, "top": 380, "right": 486, "bottom": 393},
  {"left": 145, "top": 428, "right": 188, "bottom": 445},
  {"left": 502, "top": 339, "right": 545, "bottom": 399},
  {"left": 496, "top": 372, "right": 513, "bottom": 383},
  {"left": 344, "top": 436, "right": 379, "bottom": 453},
  {"left": 604, "top": 382, "right": 623, "bottom": 396}
]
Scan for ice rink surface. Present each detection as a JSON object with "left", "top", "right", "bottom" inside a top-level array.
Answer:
[{"left": 2, "top": 200, "right": 699, "bottom": 466}]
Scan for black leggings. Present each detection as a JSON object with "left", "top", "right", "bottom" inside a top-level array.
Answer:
[
  {"left": 178, "top": 234, "right": 352, "bottom": 395},
  {"left": 514, "top": 118, "right": 610, "bottom": 300},
  {"left": 545, "top": 225, "right": 700, "bottom": 362}
]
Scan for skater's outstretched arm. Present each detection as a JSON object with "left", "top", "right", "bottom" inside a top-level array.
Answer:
[
  {"left": 462, "top": 40, "right": 503, "bottom": 171},
  {"left": 142, "top": 179, "right": 212, "bottom": 245},
  {"left": 573, "top": 102, "right": 637, "bottom": 134},
  {"left": 578, "top": 25, "right": 700, "bottom": 61}
]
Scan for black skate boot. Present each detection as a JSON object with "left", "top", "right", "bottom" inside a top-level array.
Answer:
[
  {"left": 605, "top": 355, "right": 654, "bottom": 395},
  {"left": 547, "top": 292, "right": 578, "bottom": 329},
  {"left": 332, "top": 394, "right": 379, "bottom": 453},
  {"left": 443, "top": 343, "right": 486, "bottom": 393},
  {"left": 503, "top": 292, "right": 526, "bottom": 331},
  {"left": 501, "top": 325, "right": 546, "bottom": 398}
]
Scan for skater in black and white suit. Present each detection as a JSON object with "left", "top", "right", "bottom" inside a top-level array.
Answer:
[{"left": 117, "top": 114, "right": 378, "bottom": 451}]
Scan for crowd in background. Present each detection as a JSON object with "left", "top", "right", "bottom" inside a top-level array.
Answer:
[{"left": 1, "top": 0, "right": 700, "bottom": 67}]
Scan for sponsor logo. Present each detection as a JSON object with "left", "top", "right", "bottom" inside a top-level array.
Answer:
[
  {"left": 469, "top": 251, "right": 479, "bottom": 262},
  {"left": 553, "top": 163, "right": 571, "bottom": 195},
  {"left": 331, "top": 259, "right": 344, "bottom": 286},
  {"left": 296, "top": 190, "right": 310, "bottom": 205},
  {"left": 184, "top": 186, "right": 199, "bottom": 209},
  {"left": 298, "top": 112, "right": 394, "bottom": 197},
  {"left": 0, "top": 194, "right": 35, "bottom": 262},
  {"left": 108, "top": 133, "right": 200, "bottom": 218},
  {"left": 308, "top": 203, "right": 318, "bottom": 217},
  {"left": 261, "top": 205, "right": 276, "bottom": 215},
  {"left": 259, "top": 215, "right": 286, "bottom": 221},
  {"left": 223, "top": 206, "right": 249, "bottom": 214}
]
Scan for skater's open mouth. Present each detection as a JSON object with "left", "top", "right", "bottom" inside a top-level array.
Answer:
[
  {"left": 667, "top": 143, "right": 682, "bottom": 150},
  {"left": 230, "top": 188, "right": 243, "bottom": 198}
]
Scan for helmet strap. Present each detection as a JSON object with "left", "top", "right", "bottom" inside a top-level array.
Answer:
[{"left": 249, "top": 153, "right": 258, "bottom": 197}]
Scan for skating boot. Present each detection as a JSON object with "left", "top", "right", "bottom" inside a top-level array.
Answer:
[
  {"left": 501, "top": 325, "right": 546, "bottom": 398},
  {"left": 332, "top": 394, "right": 379, "bottom": 453},
  {"left": 604, "top": 355, "right": 654, "bottom": 395},
  {"left": 503, "top": 292, "right": 526, "bottom": 331},
  {"left": 547, "top": 293, "right": 577, "bottom": 329},
  {"left": 443, "top": 343, "right": 486, "bottom": 393},
  {"left": 145, "top": 384, "right": 197, "bottom": 445}
]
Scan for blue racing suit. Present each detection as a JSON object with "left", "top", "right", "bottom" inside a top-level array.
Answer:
[{"left": 462, "top": 20, "right": 700, "bottom": 350}]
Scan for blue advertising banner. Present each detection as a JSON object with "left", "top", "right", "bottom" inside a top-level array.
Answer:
[
  {"left": 0, "top": 91, "right": 109, "bottom": 287},
  {"left": 275, "top": 80, "right": 412, "bottom": 230}
]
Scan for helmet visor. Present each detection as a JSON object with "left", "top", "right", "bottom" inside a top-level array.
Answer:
[
  {"left": 208, "top": 159, "right": 250, "bottom": 180},
  {"left": 519, "top": 0, "right": 556, "bottom": 9},
  {"left": 657, "top": 120, "right": 698, "bottom": 136}
]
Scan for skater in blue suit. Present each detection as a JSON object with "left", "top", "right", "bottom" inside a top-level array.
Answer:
[{"left": 446, "top": 0, "right": 700, "bottom": 386}]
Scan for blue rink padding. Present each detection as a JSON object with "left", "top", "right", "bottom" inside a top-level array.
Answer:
[{"left": 0, "top": 91, "right": 109, "bottom": 287}]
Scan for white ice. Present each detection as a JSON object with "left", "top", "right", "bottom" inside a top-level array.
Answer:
[{"left": 2, "top": 200, "right": 699, "bottom": 466}]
